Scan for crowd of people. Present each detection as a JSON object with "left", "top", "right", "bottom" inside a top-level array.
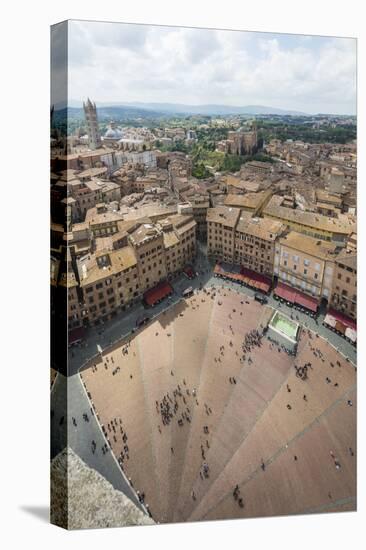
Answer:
[
  {"left": 155, "top": 381, "right": 197, "bottom": 431},
  {"left": 242, "top": 329, "right": 263, "bottom": 354},
  {"left": 294, "top": 362, "right": 310, "bottom": 381},
  {"left": 99, "top": 417, "right": 130, "bottom": 466}
]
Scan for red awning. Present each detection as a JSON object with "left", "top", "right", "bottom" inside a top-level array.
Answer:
[
  {"left": 214, "top": 263, "right": 272, "bottom": 293},
  {"left": 274, "top": 283, "right": 319, "bottom": 312},
  {"left": 274, "top": 282, "right": 296, "bottom": 303},
  {"left": 294, "top": 291, "right": 319, "bottom": 313},
  {"left": 226, "top": 273, "right": 242, "bottom": 283},
  {"left": 240, "top": 267, "right": 272, "bottom": 293},
  {"left": 214, "top": 263, "right": 242, "bottom": 282},
  {"left": 328, "top": 308, "right": 356, "bottom": 331},
  {"left": 143, "top": 281, "right": 173, "bottom": 307},
  {"left": 68, "top": 326, "right": 85, "bottom": 345}
]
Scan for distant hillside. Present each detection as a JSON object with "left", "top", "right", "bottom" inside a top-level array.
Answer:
[
  {"left": 64, "top": 100, "right": 308, "bottom": 117},
  {"left": 120, "top": 102, "right": 308, "bottom": 116}
]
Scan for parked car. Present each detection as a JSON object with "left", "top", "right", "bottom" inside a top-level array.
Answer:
[
  {"left": 183, "top": 266, "right": 195, "bottom": 279},
  {"left": 182, "top": 286, "right": 194, "bottom": 298},
  {"left": 254, "top": 292, "right": 268, "bottom": 305},
  {"left": 136, "top": 316, "right": 150, "bottom": 328}
]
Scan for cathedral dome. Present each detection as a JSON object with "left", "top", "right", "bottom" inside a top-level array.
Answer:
[
  {"left": 104, "top": 127, "right": 123, "bottom": 139},
  {"left": 104, "top": 120, "right": 123, "bottom": 140}
]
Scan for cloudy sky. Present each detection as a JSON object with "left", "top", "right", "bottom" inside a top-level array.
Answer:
[{"left": 65, "top": 20, "right": 356, "bottom": 114}]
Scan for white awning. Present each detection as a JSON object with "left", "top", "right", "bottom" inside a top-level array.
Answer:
[
  {"left": 345, "top": 327, "right": 357, "bottom": 343},
  {"left": 323, "top": 313, "right": 336, "bottom": 328}
]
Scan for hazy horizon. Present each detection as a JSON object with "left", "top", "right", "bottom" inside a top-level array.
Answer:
[{"left": 63, "top": 99, "right": 356, "bottom": 117}]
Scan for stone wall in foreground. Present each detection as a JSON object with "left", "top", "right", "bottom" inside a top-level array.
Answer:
[{"left": 51, "top": 447, "right": 155, "bottom": 530}]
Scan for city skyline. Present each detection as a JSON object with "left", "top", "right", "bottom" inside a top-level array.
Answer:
[{"left": 64, "top": 21, "right": 357, "bottom": 115}]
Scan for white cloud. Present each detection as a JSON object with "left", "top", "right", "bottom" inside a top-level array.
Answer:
[{"left": 66, "top": 21, "right": 356, "bottom": 114}]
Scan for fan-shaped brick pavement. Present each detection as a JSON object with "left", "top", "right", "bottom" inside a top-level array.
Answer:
[{"left": 80, "top": 287, "right": 356, "bottom": 523}]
